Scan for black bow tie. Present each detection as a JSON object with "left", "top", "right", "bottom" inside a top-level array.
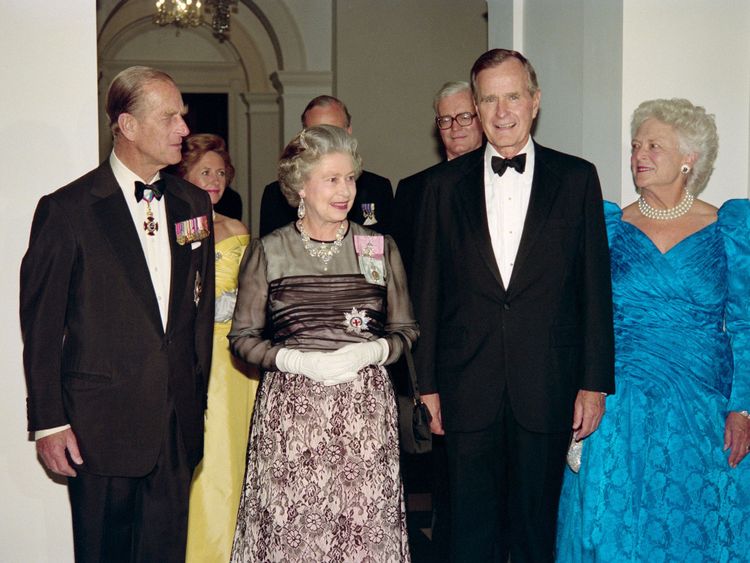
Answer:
[
  {"left": 134, "top": 179, "right": 165, "bottom": 203},
  {"left": 491, "top": 154, "right": 526, "bottom": 177}
]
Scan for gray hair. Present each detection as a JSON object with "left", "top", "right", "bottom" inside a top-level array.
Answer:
[
  {"left": 470, "top": 49, "right": 539, "bottom": 101},
  {"left": 631, "top": 98, "right": 718, "bottom": 194},
  {"left": 278, "top": 125, "right": 363, "bottom": 206},
  {"left": 433, "top": 81, "right": 472, "bottom": 114},
  {"left": 106, "top": 66, "right": 176, "bottom": 137}
]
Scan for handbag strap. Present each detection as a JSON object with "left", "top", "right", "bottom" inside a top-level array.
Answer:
[{"left": 403, "top": 346, "right": 422, "bottom": 403}]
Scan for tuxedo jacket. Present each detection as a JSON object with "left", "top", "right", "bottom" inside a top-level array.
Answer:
[
  {"left": 20, "top": 162, "right": 215, "bottom": 477},
  {"left": 410, "top": 144, "right": 614, "bottom": 434},
  {"left": 259, "top": 170, "right": 394, "bottom": 237},
  {"left": 392, "top": 161, "right": 444, "bottom": 275}
]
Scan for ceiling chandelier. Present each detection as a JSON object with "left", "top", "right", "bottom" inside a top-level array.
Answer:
[{"left": 154, "top": 0, "right": 237, "bottom": 42}]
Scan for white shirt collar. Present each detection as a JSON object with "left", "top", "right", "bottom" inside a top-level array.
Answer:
[{"left": 109, "top": 151, "right": 161, "bottom": 202}]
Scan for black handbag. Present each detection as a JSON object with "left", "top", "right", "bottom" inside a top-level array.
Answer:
[{"left": 397, "top": 346, "right": 433, "bottom": 454}]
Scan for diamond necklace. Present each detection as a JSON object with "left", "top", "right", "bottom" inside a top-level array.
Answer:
[
  {"left": 297, "top": 219, "right": 347, "bottom": 271},
  {"left": 638, "top": 190, "right": 695, "bottom": 221}
]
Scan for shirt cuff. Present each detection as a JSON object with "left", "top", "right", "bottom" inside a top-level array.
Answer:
[{"left": 34, "top": 424, "right": 71, "bottom": 440}]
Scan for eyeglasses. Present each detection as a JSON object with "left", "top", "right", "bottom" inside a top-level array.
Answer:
[{"left": 435, "top": 112, "right": 477, "bottom": 130}]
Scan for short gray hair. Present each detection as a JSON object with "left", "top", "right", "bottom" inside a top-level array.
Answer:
[
  {"left": 470, "top": 49, "right": 539, "bottom": 101},
  {"left": 433, "top": 81, "right": 471, "bottom": 114},
  {"left": 631, "top": 98, "right": 718, "bottom": 194},
  {"left": 106, "top": 66, "right": 176, "bottom": 137},
  {"left": 278, "top": 125, "right": 363, "bottom": 206}
]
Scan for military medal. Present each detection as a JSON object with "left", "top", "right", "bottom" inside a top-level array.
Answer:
[
  {"left": 142, "top": 194, "right": 158, "bottom": 236},
  {"left": 175, "top": 215, "right": 210, "bottom": 245},
  {"left": 343, "top": 307, "right": 371, "bottom": 334},
  {"left": 194, "top": 271, "right": 202, "bottom": 306},
  {"left": 354, "top": 235, "right": 386, "bottom": 286},
  {"left": 135, "top": 180, "right": 163, "bottom": 237},
  {"left": 361, "top": 203, "right": 377, "bottom": 226}
]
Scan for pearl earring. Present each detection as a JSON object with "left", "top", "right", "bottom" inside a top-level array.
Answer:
[{"left": 297, "top": 198, "right": 306, "bottom": 219}]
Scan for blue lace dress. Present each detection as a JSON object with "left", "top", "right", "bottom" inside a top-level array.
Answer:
[{"left": 557, "top": 200, "right": 750, "bottom": 562}]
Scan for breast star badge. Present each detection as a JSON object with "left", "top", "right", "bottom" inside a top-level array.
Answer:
[{"left": 343, "top": 307, "right": 370, "bottom": 334}]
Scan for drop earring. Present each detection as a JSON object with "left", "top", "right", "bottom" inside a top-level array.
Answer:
[{"left": 297, "top": 198, "right": 306, "bottom": 219}]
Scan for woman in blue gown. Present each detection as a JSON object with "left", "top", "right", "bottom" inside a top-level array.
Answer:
[{"left": 557, "top": 98, "right": 750, "bottom": 562}]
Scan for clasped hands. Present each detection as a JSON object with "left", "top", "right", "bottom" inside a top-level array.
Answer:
[{"left": 276, "top": 339, "right": 389, "bottom": 386}]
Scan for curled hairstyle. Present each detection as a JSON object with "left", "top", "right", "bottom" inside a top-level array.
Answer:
[
  {"left": 470, "top": 49, "right": 539, "bottom": 101},
  {"left": 176, "top": 134, "right": 235, "bottom": 186},
  {"left": 631, "top": 98, "right": 718, "bottom": 194},
  {"left": 433, "top": 81, "right": 472, "bottom": 114},
  {"left": 278, "top": 125, "right": 363, "bottom": 207},
  {"left": 106, "top": 66, "right": 176, "bottom": 137},
  {"left": 300, "top": 95, "right": 352, "bottom": 128}
]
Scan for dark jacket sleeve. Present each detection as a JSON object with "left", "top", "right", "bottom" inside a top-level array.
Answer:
[{"left": 20, "top": 195, "right": 76, "bottom": 431}]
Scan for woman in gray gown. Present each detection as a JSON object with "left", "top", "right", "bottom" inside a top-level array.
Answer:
[{"left": 229, "top": 125, "right": 418, "bottom": 562}]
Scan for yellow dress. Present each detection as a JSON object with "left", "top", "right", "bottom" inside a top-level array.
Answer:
[{"left": 186, "top": 234, "right": 259, "bottom": 563}]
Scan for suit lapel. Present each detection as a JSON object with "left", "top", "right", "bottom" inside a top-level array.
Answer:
[
  {"left": 91, "top": 164, "right": 164, "bottom": 334},
  {"left": 453, "top": 152, "right": 507, "bottom": 293},
  {"left": 163, "top": 177, "right": 193, "bottom": 334},
  {"left": 508, "top": 144, "right": 560, "bottom": 295}
]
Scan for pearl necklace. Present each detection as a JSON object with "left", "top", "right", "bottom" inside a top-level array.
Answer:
[
  {"left": 297, "top": 219, "right": 346, "bottom": 271},
  {"left": 638, "top": 191, "right": 695, "bottom": 221}
]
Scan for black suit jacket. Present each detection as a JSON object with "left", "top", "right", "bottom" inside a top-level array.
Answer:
[
  {"left": 259, "top": 170, "right": 394, "bottom": 236},
  {"left": 392, "top": 161, "right": 445, "bottom": 275},
  {"left": 410, "top": 144, "right": 614, "bottom": 434},
  {"left": 20, "top": 162, "right": 215, "bottom": 476}
]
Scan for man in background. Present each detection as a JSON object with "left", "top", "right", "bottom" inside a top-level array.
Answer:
[
  {"left": 391, "top": 80, "right": 484, "bottom": 562},
  {"left": 259, "top": 95, "right": 393, "bottom": 236},
  {"left": 392, "top": 80, "right": 483, "bottom": 272}
]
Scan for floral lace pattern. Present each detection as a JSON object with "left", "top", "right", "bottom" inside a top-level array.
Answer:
[{"left": 230, "top": 365, "right": 410, "bottom": 563}]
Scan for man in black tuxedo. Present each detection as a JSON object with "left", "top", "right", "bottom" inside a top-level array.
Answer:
[
  {"left": 392, "top": 81, "right": 484, "bottom": 563},
  {"left": 393, "top": 80, "right": 484, "bottom": 273},
  {"left": 20, "top": 66, "right": 214, "bottom": 562},
  {"left": 409, "top": 49, "right": 614, "bottom": 562},
  {"left": 259, "top": 95, "right": 393, "bottom": 236}
]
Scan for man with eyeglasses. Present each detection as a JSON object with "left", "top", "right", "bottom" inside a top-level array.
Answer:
[
  {"left": 391, "top": 81, "right": 483, "bottom": 563},
  {"left": 435, "top": 81, "right": 485, "bottom": 162},
  {"left": 392, "top": 81, "right": 483, "bottom": 273}
]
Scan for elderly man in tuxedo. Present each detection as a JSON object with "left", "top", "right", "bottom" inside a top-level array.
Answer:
[
  {"left": 259, "top": 94, "right": 394, "bottom": 236},
  {"left": 20, "top": 66, "right": 214, "bottom": 562},
  {"left": 393, "top": 80, "right": 484, "bottom": 273},
  {"left": 409, "top": 49, "right": 614, "bottom": 562}
]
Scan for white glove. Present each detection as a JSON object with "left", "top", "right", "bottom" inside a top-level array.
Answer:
[
  {"left": 276, "top": 348, "right": 357, "bottom": 384},
  {"left": 321, "top": 339, "right": 389, "bottom": 386}
]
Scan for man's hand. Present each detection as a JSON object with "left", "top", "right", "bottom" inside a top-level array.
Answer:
[
  {"left": 724, "top": 411, "right": 750, "bottom": 468},
  {"left": 572, "top": 390, "right": 606, "bottom": 441},
  {"left": 421, "top": 393, "right": 445, "bottom": 435},
  {"left": 37, "top": 428, "right": 82, "bottom": 477}
]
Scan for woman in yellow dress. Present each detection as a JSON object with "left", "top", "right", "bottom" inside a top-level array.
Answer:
[{"left": 176, "top": 134, "right": 260, "bottom": 563}]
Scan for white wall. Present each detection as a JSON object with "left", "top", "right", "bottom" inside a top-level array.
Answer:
[
  {"left": 0, "top": 2, "right": 98, "bottom": 562},
  {"left": 622, "top": 0, "right": 750, "bottom": 206}
]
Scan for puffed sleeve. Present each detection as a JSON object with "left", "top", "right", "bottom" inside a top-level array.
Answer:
[
  {"left": 228, "top": 238, "right": 281, "bottom": 370},
  {"left": 719, "top": 199, "right": 750, "bottom": 412},
  {"left": 382, "top": 235, "right": 419, "bottom": 364}
]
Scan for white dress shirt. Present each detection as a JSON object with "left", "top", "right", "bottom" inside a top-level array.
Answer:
[
  {"left": 36, "top": 154, "right": 173, "bottom": 440},
  {"left": 484, "top": 137, "right": 535, "bottom": 287},
  {"left": 110, "top": 151, "right": 172, "bottom": 330}
]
